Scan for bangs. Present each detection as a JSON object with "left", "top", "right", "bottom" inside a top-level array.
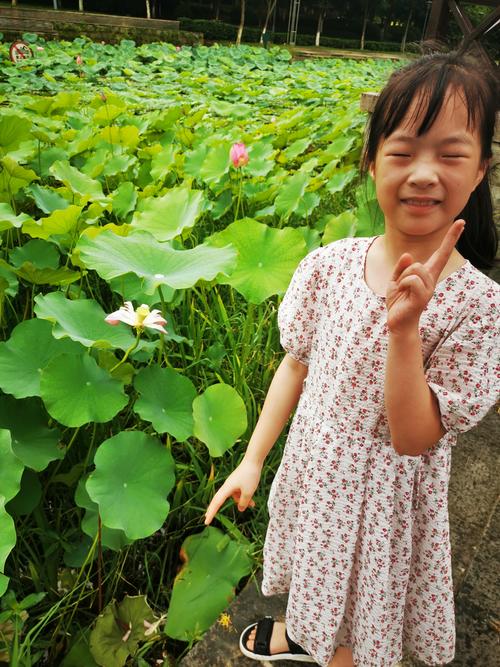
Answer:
[{"left": 361, "top": 52, "right": 497, "bottom": 171}]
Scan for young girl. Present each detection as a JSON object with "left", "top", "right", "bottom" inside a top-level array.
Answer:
[{"left": 204, "top": 52, "right": 499, "bottom": 667}]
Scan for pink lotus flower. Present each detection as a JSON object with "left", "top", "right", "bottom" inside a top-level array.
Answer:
[
  {"left": 105, "top": 302, "right": 167, "bottom": 334},
  {"left": 36, "top": 46, "right": 45, "bottom": 52},
  {"left": 99, "top": 91, "right": 107, "bottom": 102},
  {"left": 230, "top": 142, "right": 249, "bottom": 168},
  {"left": 76, "top": 54, "right": 83, "bottom": 65}
]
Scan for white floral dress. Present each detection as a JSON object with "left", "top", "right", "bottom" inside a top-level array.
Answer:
[{"left": 261, "top": 237, "right": 499, "bottom": 667}]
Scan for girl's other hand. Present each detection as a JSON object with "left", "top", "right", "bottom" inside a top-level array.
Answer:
[
  {"left": 386, "top": 220, "right": 465, "bottom": 334},
  {"left": 203, "top": 458, "right": 263, "bottom": 525}
]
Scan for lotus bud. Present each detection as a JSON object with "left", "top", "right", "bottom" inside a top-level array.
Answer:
[{"left": 230, "top": 142, "right": 249, "bottom": 168}]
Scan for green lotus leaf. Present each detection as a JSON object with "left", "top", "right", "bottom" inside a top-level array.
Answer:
[
  {"left": 282, "top": 137, "right": 310, "bottom": 161},
  {"left": 0, "top": 496, "right": 16, "bottom": 597},
  {"left": 0, "top": 430, "right": 24, "bottom": 596},
  {"left": 97, "top": 125, "right": 140, "bottom": 150},
  {"left": 0, "top": 395, "right": 63, "bottom": 471},
  {"left": 199, "top": 143, "right": 230, "bottom": 187},
  {"left": 27, "top": 183, "right": 69, "bottom": 214},
  {"left": 60, "top": 629, "right": 99, "bottom": 667},
  {"left": 50, "top": 160, "right": 106, "bottom": 201},
  {"left": 109, "top": 272, "right": 175, "bottom": 306},
  {"left": 34, "top": 292, "right": 136, "bottom": 350},
  {"left": 23, "top": 205, "right": 83, "bottom": 240},
  {"left": 0, "top": 429, "right": 24, "bottom": 504},
  {"left": 192, "top": 384, "right": 247, "bottom": 457},
  {"left": 323, "top": 210, "right": 357, "bottom": 245},
  {"left": 274, "top": 171, "right": 310, "bottom": 219},
  {"left": 10, "top": 238, "right": 60, "bottom": 269},
  {"left": 325, "top": 167, "right": 357, "bottom": 195},
  {"left": 165, "top": 526, "right": 252, "bottom": 641},
  {"left": 75, "top": 478, "right": 132, "bottom": 551},
  {"left": 0, "top": 318, "right": 83, "bottom": 399},
  {"left": 89, "top": 596, "right": 158, "bottom": 667},
  {"left": 244, "top": 139, "right": 275, "bottom": 178},
  {"left": 103, "top": 153, "right": 136, "bottom": 178},
  {"left": 0, "top": 203, "right": 34, "bottom": 232},
  {"left": 93, "top": 103, "right": 125, "bottom": 125},
  {"left": 130, "top": 185, "right": 205, "bottom": 242},
  {"left": 6, "top": 468, "right": 42, "bottom": 516},
  {"left": 76, "top": 230, "right": 237, "bottom": 295},
  {"left": 16, "top": 263, "right": 81, "bottom": 286},
  {"left": 0, "top": 114, "right": 31, "bottom": 154},
  {"left": 150, "top": 144, "right": 176, "bottom": 181},
  {"left": 111, "top": 182, "right": 137, "bottom": 220},
  {"left": 296, "top": 191, "right": 321, "bottom": 219},
  {"left": 0, "top": 156, "right": 37, "bottom": 196},
  {"left": 40, "top": 353, "right": 128, "bottom": 427},
  {"left": 86, "top": 431, "right": 176, "bottom": 540},
  {"left": 206, "top": 218, "right": 306, "bottom": 304},
  {"left": 133, "top": 366, "right": 196, "bottom": 440}
]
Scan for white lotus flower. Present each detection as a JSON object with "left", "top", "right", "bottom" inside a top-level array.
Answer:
[{"left": 105, "top": 302, "right": 167, "bottom": 334}]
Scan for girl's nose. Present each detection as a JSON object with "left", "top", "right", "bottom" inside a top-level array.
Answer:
[{"left": 407, "top": 160, "right": 439, "bottom": 187}]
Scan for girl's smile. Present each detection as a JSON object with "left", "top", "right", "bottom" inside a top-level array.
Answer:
[{"left": 370, "top": 89, "right": 487, "bottom": 242}]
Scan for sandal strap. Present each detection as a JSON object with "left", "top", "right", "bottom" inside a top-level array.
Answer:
[
  {"left": 285, "top": 628, "right": 309, "bottom": 655},
  {"left": 254, "top": 616, "right": 274, "bottom": 655}
]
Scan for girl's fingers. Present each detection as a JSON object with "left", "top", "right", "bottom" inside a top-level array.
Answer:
[
  {"left": 426, "top": 219, "right": 465, "bottom": 280},
  {"left": 396, "top": 262, "right": 433, "bottom": 292},
  {"left": 396, "top": 274, "right": 427, "bottom": 297},
  {"left": 390, "top": 252, "right": 414, "bottom": 282}
]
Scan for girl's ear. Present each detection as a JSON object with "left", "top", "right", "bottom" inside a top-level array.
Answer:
[
  {"left": 368, "top": 162, "right": 375, "bottom": 181},
  {"left": 474, "top": 159, "right": 490, "bottom": 189}
]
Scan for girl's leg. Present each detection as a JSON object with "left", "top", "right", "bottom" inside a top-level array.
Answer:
[
  {"left": 327, "top": 646, "right": 355, "bottom": 667},
  {"left": 244, "top": 621, "right": 290, "bottom": 654}
]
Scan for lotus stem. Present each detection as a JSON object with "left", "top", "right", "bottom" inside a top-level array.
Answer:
[{"left": 110, "top": 330, "right": 141, "bottom": 372}]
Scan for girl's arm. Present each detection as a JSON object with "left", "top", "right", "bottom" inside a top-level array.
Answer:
[
  {"left": 385, "top": 326, "right": 445, "bottom": 456},
  {"left": 384, "top": 221, "right": 465, "bottom": 456},
  {"left": 204, "top": 353, "right": 307, "bottom": 524}
]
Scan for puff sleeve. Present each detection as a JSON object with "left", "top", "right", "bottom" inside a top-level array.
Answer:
[
  {"left": 277, "top": 248, "right": 323, "bottom": 366},
  {"left": 425, "top": 286, "right": 499, "bottom": 437}
]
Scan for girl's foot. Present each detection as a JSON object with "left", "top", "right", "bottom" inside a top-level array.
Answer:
[{"left": 244, "top": 620, "right": 289, "bottom": 655}]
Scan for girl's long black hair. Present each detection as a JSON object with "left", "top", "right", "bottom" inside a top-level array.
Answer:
[{"left": 360, "top": 51, "right": 498, "bottom": 270}]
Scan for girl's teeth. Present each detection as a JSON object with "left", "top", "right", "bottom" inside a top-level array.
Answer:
[{"left": 405, "top": 199, "right": 438, "bottom": 206}]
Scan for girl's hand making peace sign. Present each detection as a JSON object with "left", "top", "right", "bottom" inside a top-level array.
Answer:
[{"left": 386, "top": 220, "right": 466, "bottom": 334}]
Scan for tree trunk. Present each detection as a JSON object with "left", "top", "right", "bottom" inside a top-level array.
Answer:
[
  {"left": 360, "top": 1, "right": 368, "bottom": 50},
  {"left": 315, "top": 10, "right": 325, "bottom": 47},
  {"left": 401, "top": 8, "right": 413, "bottom": 52},
  {"left": 214, "top": 0, "right": 221, "bottom": 21},
  {"left": 53, "top": 0, "right": 58, "bottom": 9},
  {"left": 260, "top": 0, "right": 277, "bottom": 44},
  {"left": 145, "top": 0, "right": 151, "bottom": 19},
  {"left": 236, "top": 0, "right": 245, "bottom": 46},
  {"left": 78, "top": 0, "right": 84, "bottom": 11},
  {"left": 11, "top": 0, "right": 18, "bottom": 7}
]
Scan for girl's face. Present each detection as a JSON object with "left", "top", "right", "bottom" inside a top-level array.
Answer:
[{"left": 369, "top": 88, "right": 487, "bottom": 240}]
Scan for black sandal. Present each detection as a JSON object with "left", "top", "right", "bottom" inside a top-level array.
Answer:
[{"left": 239, "top": 616, "right": 316, "bottom": 662}]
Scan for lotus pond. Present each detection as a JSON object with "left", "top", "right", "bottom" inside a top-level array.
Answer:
[{"left": 0, "top": 36, "right": 402, "bottom": 666}]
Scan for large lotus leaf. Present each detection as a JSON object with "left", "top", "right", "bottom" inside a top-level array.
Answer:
[
  {"left": 75, "top": 478, "right": 132, "bottom": 551},
  {"left": 27, "top": 183, "right": 69, "bottom": 214},
  {"left": 50, "top": 161, "right": 106, "bottom": 202},
  {"left": 199, "top": 143, "right": 230, "bottom": 187},
  {"left": 0, "top": 395, "right": 63, "bottom": 471},
  {"left": 76, "top": 230, "right": 237, "bottom": 295},
  {"left": 40, "top": 353, "right": 128, "bottom": 427},
  {"left": 0, "top": 115, "right": 32, "bottom": 154},
  {"left": 97, "top": 125, "right": 140, "bottom": 150},
  {"left": 323, "top": 210, "right": 357, "bottom": 245},
  {"left": 0, "top": 203, "right": 33, "bottom": 233},
  {"left": 0, "top": 430, "right": 24, "bottom": 504},
  {"left": 0, "top": 157, "right": 38, "bottom": 196},
  {"left": 0, "top": 496, "right": 16, "bottom": 597},
  {"left": 89, "top": 596, "right": 158, "bottom": 667},
  {"left": 325, "top": 167, "right": 357, "bottom": 195},
  {"left": 130, "top": 186, "right": 205, "bottom": 242},
  {"left": 109, "top": 273, "right": 175, "bottom": 306},
  {"left": 112, "top": 182, "right": 137, "bottom": 220},
  {"left": 22, "top": 205, "right": 82, "bottom": 240},
  {"left": 165, "top": 526, "right": 252, "bottom": 640},
  {"left": 86, "top": 431, "right": 176, "bottom": 540},
  {"left": 133, "top": 366, "right": 196, "bottom": 440},
  {"left": 0, "top": 430, "right": 23, "bottom": 597},
  {"left": 17, "top": 263, "right": 80, "bottom": 286},
  {"left": 192, "top": 384, "right": 247, "bottom": 458},
  {"left": 6, "top": 468, "right": 42, "bottom": 516},
  {"left": 243, "top": 139, "right": 275, "bottom": 178},
  {"left": 206, "top": 218, "right": 306, "bottom": 304},
  {"left": 60, "top": 629, "right": 99, "bottom": 667},
  {"left": 10, "top": 239, "right": 59, "bottom": 269},
  {"left": 0, "top": 318, "right": 83, "bottom": 399},
  {"left": 274, "top": 171, "right": 310, "bottom": 219},
  {"left": 34, "top": 292, "right": 136, "bottom": 350}
]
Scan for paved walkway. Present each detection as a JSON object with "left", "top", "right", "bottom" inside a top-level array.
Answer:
[{"left": 181, "top": 407, "right": 499, "bottom": 666}]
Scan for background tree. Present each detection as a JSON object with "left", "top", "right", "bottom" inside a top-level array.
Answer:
[{"left": 236, "top": 0, "right": 246, "bottom": 45}]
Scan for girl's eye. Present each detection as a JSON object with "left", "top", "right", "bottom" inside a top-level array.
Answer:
[
  {"left": 442, "top": 155, "right": 465, "bottom": 159},
  {"left": 389, "top": 153, "right": 410, "bottom": 157}
]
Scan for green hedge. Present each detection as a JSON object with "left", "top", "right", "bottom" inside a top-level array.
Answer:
[{"left": 179, "top": 18, "right": 415, "bottom": 53}]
